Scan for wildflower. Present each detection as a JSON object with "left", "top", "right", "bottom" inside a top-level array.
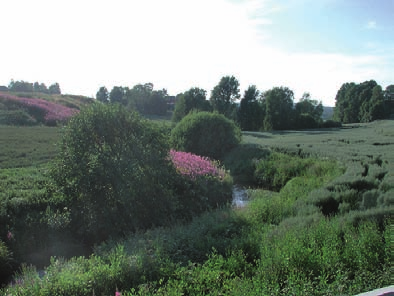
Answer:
[
  {"left": 115, "top": 292, "right": 121, "bottom": 296},
  {"left": 169, "top": 150, "right": 225, "bottom": 180},
  {"left": 7, "top": 230, "right": 13, "bottom": 240}
]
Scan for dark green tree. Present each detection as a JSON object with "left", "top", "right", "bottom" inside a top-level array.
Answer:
[
  {"left": 96, "top": 86, "right": 109, "bottom": 103},
  {"left": 50, "top": 103, "right": 177, "bottom": 244},
  {"left": 263, "top": 86, "right": 295, "bottom": 130},
  {"left": 334, "top": 80, "right": 380, "bottom": 123},
  {"left": 172, "top": 87, "right": 211, "bottom": 122},
  {"left": 294, "top": 93, "right": 323, "bottom": 128},
  {"left": 210, "top": 75, "right": 240, "bottom": 119},
  {"left": 109, "top": 86, "right": 125, "bottom": 104},
  {"left": 48, "top": 82, "right": 61, "bottom": 94},
  {"left": 360, "top": 85, "right": 386, "bottom": 122},
  {"left": 8, "top": 80, "right": 34, "bottom": 92},
  {"left": 33, "top": 82, "right": 48, "bottom": 93},
  {"left": 238, "top": 85, "right": 264, "bottom": 131}
]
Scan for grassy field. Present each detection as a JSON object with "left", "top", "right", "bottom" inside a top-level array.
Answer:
[
  {"left": 0, "top": 126, "right": 61, "bottom": 169},
  {"left": 244, "top": 120, "right": 394, "bottom": 165},
  {"left": 0, "top": 120, "right": 392, "bottom": 295}
]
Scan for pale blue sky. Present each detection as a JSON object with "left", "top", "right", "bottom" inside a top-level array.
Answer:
[{"left": 1, "top": 0, "right": 393, "bottom": 106}]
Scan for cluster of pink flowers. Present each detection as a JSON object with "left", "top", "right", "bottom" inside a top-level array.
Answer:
[
  {"left": 169, "top": 150, "right": 225, "bottom": 180},
  {"left": 0, "top": 93, "right": 78, "bottom": 124}
]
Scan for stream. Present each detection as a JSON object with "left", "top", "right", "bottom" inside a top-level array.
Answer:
[{"left": 232, "top": 185, "right": 249, "bottom": 208}]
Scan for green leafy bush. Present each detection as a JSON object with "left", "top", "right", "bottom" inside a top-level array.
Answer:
[
  {"left": 50, "top": 103, "right": 178, "bottom": 244},
  {"left": 254, "top": 152, "right": 315, "bottom": 191},
  {"left": 0, "top": 110, "right": 37, "bottom": 125},
  {"left": 223, "top": 144, "right": 271, "bottom": 185},
  {"left": 170, "top": 111, "right": 241, "bottom": 160}
]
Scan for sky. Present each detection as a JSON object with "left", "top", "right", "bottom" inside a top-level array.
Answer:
[{"left": 1, "top": 0, "right": 393, "bottom": 106}]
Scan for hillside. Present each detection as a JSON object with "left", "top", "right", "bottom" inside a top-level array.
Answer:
[{"left": 0, "top": 91, "right": 94, "bottom": 126}]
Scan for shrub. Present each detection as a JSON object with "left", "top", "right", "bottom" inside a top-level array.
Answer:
[
  {"left": 223, "top": 144, "right": 271, "bottom": 186},
  {"left": 254, "top": 152, "right": 314, "bottom": 191},
  {"left": 50, "top": 103, "right": 178, "bottom": 245},
  {"left": 0, "top": 110, "right": 37, "bottom": 125},
  {"left": 0, "top": 240, "right": 15, "bottom": 285},
  {"left": 169, "top": 150, "right": 233, "bottom": 218},
  {"left": 170, "top": 111, "right": 241, "bottom": 160}
]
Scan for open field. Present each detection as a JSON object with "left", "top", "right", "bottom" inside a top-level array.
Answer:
[
  {"left": 244, "top": 120, "right": 394, "bottom": 165},
  {"left": 0, "top": 126, "right": 61, "bottom": 169}
]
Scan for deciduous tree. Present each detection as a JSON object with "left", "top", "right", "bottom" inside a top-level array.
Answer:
[{"left": 210, "top": 75, "right": 240, "bottom": 119}]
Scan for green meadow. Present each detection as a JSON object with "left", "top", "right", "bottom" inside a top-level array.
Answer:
[{"left": 1, "top": 120, "right": 392, "bottom": 295}]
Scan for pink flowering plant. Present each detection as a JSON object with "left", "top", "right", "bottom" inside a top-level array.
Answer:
[
  {"left": 169, "top": 150, "right": 225, "bottom": 180},
  {"left": 0, "top": 93, "right": 78, "bottom": 125},
  {"left": 169, "top": 150, "right": 233, "bottom": 216}
]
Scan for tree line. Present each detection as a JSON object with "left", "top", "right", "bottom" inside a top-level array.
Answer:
[
  {"left": 333, "top": 80, "right": 394, "bottom": 123},
  {"left": 4, "top": 80, "right": 61, "bottom": 94},
  {"left": 96, "top": 83, "right": 170, "bottom": 116},
  {"left": 97, "top": 76, "right": 327, "bottom": 131}
]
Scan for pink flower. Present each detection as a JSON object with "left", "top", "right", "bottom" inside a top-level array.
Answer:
[
  {"left": 7, "top": 231, "right": 13, "bottom": 240},
  {"left": 169, "top": 150, "right": 225, "bottom": 180},
  {"left": 115, "top": 292, "right": 121, "bottom": 296},
  {"left": 0, "top": 93, "right": 79, "bottom": 124}
]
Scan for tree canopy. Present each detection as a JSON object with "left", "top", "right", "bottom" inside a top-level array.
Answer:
[
  {"left": 210, "top": 75, "right": 240, "bottom": 119},
  {"left": 172, "top": 87, "right": 211, "bottom": 122},
  {"left": 263, "top": 86, "right": 294, "bottom": 130},
  {"left": 333, "top": 80, "right": 386, "bottom": 123}
]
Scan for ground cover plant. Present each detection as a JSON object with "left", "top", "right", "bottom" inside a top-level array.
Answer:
[{"left": 1, "top": 119, "right": 392, "bottom": 295}]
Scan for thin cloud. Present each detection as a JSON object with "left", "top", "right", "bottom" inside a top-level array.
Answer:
[{"left": 366, "top": 20, "right": 377, "bottom": 29}]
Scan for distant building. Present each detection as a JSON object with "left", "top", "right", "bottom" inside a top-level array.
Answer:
[{"left": 0, "top": 85, "right": 8, "bottom": 91}]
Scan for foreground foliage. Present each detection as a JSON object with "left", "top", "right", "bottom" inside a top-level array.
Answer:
[{"left": 2, "top": 156, "right": 390, "bottom": 295}]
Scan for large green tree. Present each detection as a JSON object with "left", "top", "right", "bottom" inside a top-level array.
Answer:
[
  {"left": 294, "top": 93, "right": 323, "bottom": 129},
  {"left": 96, "top": 86, "right": 109, "bottom": 103},
  {"left": 238, "top": 85, "right": 264, "bottom": 131},
  {"left": 263, "top": 86, "right": 295, "bottom": 130},
  {"left": 48, "top": 82, "right": 61, "bottom": 94},
  {"left": 50, "top": 103, "right": 177, "bottom": 244},
  {"left": 210, "top": 75, "right": 240, "bottom": 119},
  {"left": 125, "top": 83, "right": 168, "bottom": 115},
  {"left": 172, "top": 87, "right": 211, "bottom": 122},
  {"left": 334, "top": 80, "right": 380, "bottom": 123},
  {"left": 109, "top": 86, "right": 126, "bottom": 105}
]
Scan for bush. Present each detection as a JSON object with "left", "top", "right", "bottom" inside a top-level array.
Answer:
[
  {"left": 170, "top": 111, "right": 241, "bottom": 160},
  {"left": 254, "top": 152, "right": 314, "bottom": 191},
  {"left": 223, "top": 144, "right": 271, "bottom": 186},
  {"left": 169, "top": 150, "right": 233, "bottom": 218},
  {"left": 50, "top": 103, "right": 178, "bottom": 244},
  {"left": 0, "top": 110, "right": 37, "bottom": 125},
  {"left": 0, "top": 240, "right": 15, "bottom": 285}
]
